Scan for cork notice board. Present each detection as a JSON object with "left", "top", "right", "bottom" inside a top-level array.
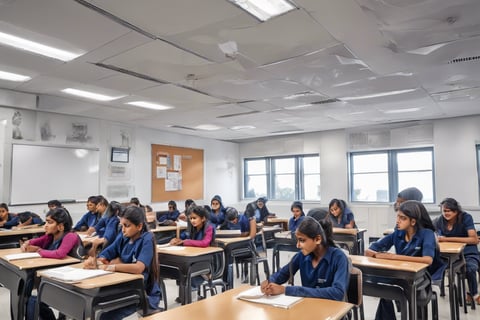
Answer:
[{"left": 151, "top": 144, "right": 204, "bottom": 202}]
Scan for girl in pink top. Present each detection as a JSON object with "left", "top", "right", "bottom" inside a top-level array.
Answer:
[{"left": 170, "top": 205, "right": 215, "bottom": 247}]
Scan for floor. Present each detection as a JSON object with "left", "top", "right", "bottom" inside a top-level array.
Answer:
[{"left": 1, "top": 249, "right": 479, "bottom": 319}]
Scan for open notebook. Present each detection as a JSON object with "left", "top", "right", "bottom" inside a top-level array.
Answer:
[
  {"left": 4, "top": 252, "right": 41, "bottom": 261},
  {"left": 40, "top": 266, "right": 112, "bottom": 283},
  {"left": 236, "top": 286, "right": 303, "bottom": 309}
]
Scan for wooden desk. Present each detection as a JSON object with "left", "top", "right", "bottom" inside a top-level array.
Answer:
[
  {"left": 350, "top": 255, "right": 429, "bottom": 320},
  {"left": 141, "top": 285, "right": 353, "bottom": 320},
  {"left": 332, "top": 228, "right": 367, "bottom": 255},
  {"left": 215, "top": 237, "right": 253, "bottom": 288},
  {"left": 215, "top": 229, "right": 242, "bottom": 238},
  {"left": 36, "top": 263, "right": 146, "bottom": 319},
  {"left": 439, "top": 242, "right": 466, "bottom": 320},
  {"left": 0, "top": 248, "right": 80, "bottom": 320},
  {"left": 265, "top": 217, "right": 288, "bottom": 231},
  {"left": 0, "top": 226, "right": 45, "bottom": 247},
  {"left": 157, "top": 246, "right": 223, "bottom": 305}
]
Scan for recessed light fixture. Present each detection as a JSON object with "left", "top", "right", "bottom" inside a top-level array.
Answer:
[
  {"left": 0, "top": 70, "right": 31, "bottom": 82},
  {"left": 341, "top": 89, "right": 417, "bottom": 101},
  {"left": 227, "top": 0, "right": 296, "bottom": 21},
  {"left": 0, "top": 31, "right": 83, "bottom": 61},
  {"left": 195, "top": 124, "right": 222, "bottom": 131},
  {"left": 269, "top": 129, "right": 304, "bottom": 136},
  {"left": 230, "top": 125, "right": 256, "bottom": 130},
  {"left": 383, "top": 107, "right": 421, "bottom": 114},
  {"left": 61, "top": 88, "right": 124, "bottom": 101},
  {"left": 126, "top": 101, "right": 173, "bottom": 110}
]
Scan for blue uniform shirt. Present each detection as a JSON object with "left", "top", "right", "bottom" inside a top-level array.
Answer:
[
  {"left": 269, "top": 246, "right": 349, "bottom": 300},
  {"left": 223, "top": 214, "right": 251, "bottom": 233},
  {"left": 73, "top": 211, "right": 99, "bottom": 231},
  {"left": 328, "top": 207, "right": 355, "bottom": 228},
  {"left": 289, "top": 215, "right": 305, "bottom": 233},
  {"left": 434, "top": 212, "right": 480, "bottom": 257}
]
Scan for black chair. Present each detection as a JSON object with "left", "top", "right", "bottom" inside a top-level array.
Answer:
[
  {"left": 347, "top": 267, "right": 365, "bottom": 320},
  {"left": 198, "top": 250, "right": 227, "bottom": 297}
]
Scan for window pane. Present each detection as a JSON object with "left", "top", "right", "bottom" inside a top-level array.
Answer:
[
  {"left": 304, "top": 174, "right": 321, "bottom": 200},
  {"left": 274, "top": 174, "right": 295, "bottom": 200},
  {"left": 352, "top": 153, "right": 388, "bottom": 173},
  {"left": 398, "top": 172, "right": 433, "bottom": 202},
  {"left": 274, "top": 158, "right": 295, "bottom": 174},
  {"left": 246, "top": 159, "right": 266, "bottom": 174},
  {"left": 303, "top": 156, "right": 320, "bottom": 174},
  {"left": 352, "top": 173, "right": 389, "bottom": 202},
  {"left": 397, "top": 151, "right": 432, "bottom": 171},
  {"left": 245, "top": 175, "right": 266, "bottom": 198}
]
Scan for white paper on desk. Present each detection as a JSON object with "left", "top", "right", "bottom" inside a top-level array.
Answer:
[
  {"left": 4, "top": 252, "right": 41, "bottom": 261},
  {"left": 40, "top": 266, "right": 112, "bottom": 283},
  {"left": 159, "top": 246, "right": 185, "bottom": 251},
  {"left": 236, "top": 286, "right": 303, "bottom": 309},
  {"left": 156, "top": 243, "right": 171, "bottom": 248}
]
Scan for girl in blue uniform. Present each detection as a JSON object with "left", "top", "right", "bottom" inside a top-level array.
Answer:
[
  {"left": 88, "top": 201, "right": 124, "bottom": 255},
  {"left": 170, "top": 205, "right": 215, "bottom": 247},
  {"left": 434, "top": 198, "right": 480, "bottom": 305},
  {"left": 288, "top": 201, "right": 305, "bottom": 235},
  {"left": 209, "top": 195, "right": 226, "bottom": 228},
  {"left": 261, "top": 216, "right": 349, "bottom": 300},
  {"left": 84, "top": 206, "right": 161, "bottom": 319},
  {"left": 158, "top": 200, "right": 180, "bottom": 225},
  {"left": 328, "top": 199, "right": 356, "bottom": 229},
  {"left": 367, "top": 200, "right": 445, "bottom": 320}
]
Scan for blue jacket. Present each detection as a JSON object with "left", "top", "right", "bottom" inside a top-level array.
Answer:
[
  {"left": 289, "top": 215, "right": 305, "bottom": 234},
  {"left": 328, "top": 207, "right": 355, "bottom": 228},
  {"left": 269, "top": 246, "right": 349, "bottom": 300},
  {"left": 158, "top": 209, "right": 180, "bottom": 222},
  {"left": 73, "top": 211, "right": 100, "bottom": 231},
  {"left": 434, "top": 212, "right": 480, "bottom": 258}
]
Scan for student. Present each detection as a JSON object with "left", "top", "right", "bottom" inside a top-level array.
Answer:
[
  {"left": 394, "top": 187, "right": 423, "bottom": 211},
  {"left": 145, "top": 205, "right": 157, "bottom": 230},
  {"left": 434, "top": 198, "right": 480, "bottom": 305},
  {"left": 0, "top": 203, "right": 17, "bottom": 229},
  {"left": 366, "top": 200, "right": 445, "bottom": 319},
  {"left": 328, "top": 199, "right": 356, "bottom": 229},
  {"left": 288, "top": 201, "right": 305, "bottom": 235},
  {"left": 260, "top": 216, "right": 349, "bottom": 300},
  {"left": 177, "top": 199, "right": 196, "bottom": 222},
  {"left": 170, "top": 205, "right": 215, "bottom": 247},
  {"left": 24, "top": 208, "right": 82, "bottom": 320},
  {"left": 16, "top": 211, "right": 44, "bottom": 228},
  {"left": 130, "top": 197, "right": 141, "bottom": 206},
  {"left": 209, "top": 195, "right": 226, "bottom": 228},
  {"left": 86, "top": 196, "right": 109, "bottom": 236},
  {"left": 47, "top": 199, "right": 62, "bottom": 210},
  {"left": 73, "top": 195, "right": 102, "bottom": 231},
  {"left": 84, "top": 206, "right": 161, "bottom": 318},
  {"left": 220, "top": 207, "right": 257, "bottom": 239},
  {"left": 88, "top": 201, "right": 124, "bottom": 255},
  {"left": 158, "top": 200, "right": 180, "bottom": 226},
  {"left": 244, "top": 197, "right": 270, "bottom": 223}
]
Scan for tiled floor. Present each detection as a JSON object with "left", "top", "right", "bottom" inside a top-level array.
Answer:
[{"left": 1, "top": 249, "right": 479, "bottom": 319}]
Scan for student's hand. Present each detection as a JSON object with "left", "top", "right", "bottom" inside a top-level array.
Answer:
[
  {"left": 262, "top": 282, "right": 285, "bottom": 296},
  {"left": 169, "top": 238, "right": 183, "bottom": 246},
  {"left": 374, "top": 252, "right": 393, "bottom": 259},
  {"left": 437, "top": 236, "right": 447, "bottom": 242},
  {"left": 83, "top": 256, "right": 98, "bottom": 269},
  {"left": 20, "top": 241, "right": 29, "bottom": 252},
  {"left": 24, "top": 244, "right": 40, "bottom": 252},
  {"left": 86, "top": 227, "right": 96, "bottom": 236},
  {"left": 260, "top": 280, "right": 269, "bottom": 293}
]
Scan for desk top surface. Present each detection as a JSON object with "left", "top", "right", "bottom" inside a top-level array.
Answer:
[
  {"left": 0, "top": 226, "right": 45, "bottom": 236},
  {"left": 37, "top": 262, "right": 144, "bottom": 289},
  {"left": 439, "top": 242, "right": 466, "bottom": 254},
  {"left": 0, "top": 248, "right": 80, "bottom": 270},
  {"left": 156, "top": 245, "right": 223, "bottom": 256},
  {"left": 151, "top": 225, "right": 186, "bottom": 232},
  {"left": 141, "top": 285, "right": 353, "bottom": 320},
  {"left": 350, "top": 255, "right": 428, "bottom": 273},
  {"left": 215, "top": 237, "right": 251, "bottom": 245},
  {"left": 267, "top": 217, "right": 289, "bottom": 223},
  {"left": 332, "top": 228, "right": 367, "bottom": 235}
]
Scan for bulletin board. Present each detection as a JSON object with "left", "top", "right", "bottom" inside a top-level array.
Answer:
[{"left": 151, "top": 144, "right": 204, "bottom": 202}]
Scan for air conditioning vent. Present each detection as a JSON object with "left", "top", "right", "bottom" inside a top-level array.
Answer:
[
  {"left": 311, "top": 98, "right": 340, "bottom": 105},
  {"left": 447, "top": 56, "right": 480, "bottom": 64},
  {"left": 168, "top": 125, "right": 197, "bottom": 131},
  {"left": 217, "top": 110, "right": 260, "bottom": 118}
]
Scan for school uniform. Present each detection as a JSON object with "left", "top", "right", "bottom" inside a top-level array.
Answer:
[
  {"left": 222, "top": 214, "right": 251, "bottom": 233},
  {"left": 99, "top": 232, "right": 161, "bottom": 312},
  {"left": 269, "top": 246, "right": 349, "bottom": 301},
  {"left": 181, "top": 223, "right": 216, "bottom": 247},
  {"left": 328, "top": 208, "right": 356, "bottom": 228},
  {"left": 157, "top": 209, "right": 180, "bottom": 223},
  {"left": 289, "top": 215, "right": 305, "bottom": 234},
  {"left": 73, "top": 211, "right": 99, "bottom": 231},
  {"left": 434, "top": 212, "right": 480, "bottom": 297},
  {"left": 96, "top": 215, "right": 120, "bottom": 246},
  {"left": 1, "top": 213, "right": 19, "bottom": 229},
  {"left": 209, "top": 208, "right": 226, "bottom": 228}
]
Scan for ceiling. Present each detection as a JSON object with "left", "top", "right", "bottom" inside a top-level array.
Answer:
[{"left": 1, "top": 0, "right": 480, "bottom": 142}]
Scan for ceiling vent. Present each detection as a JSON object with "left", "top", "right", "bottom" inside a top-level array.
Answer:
[
  {"left": 168, "top": 125, "right": 197, "bottom": 131},
  {"left": 311, "top": 98, "right": 340, "bottom": 105},
  {"left": 217, "top": 110, "right": 260, "bottom": 118},
  {"left": 447, "top": 56, "right": 480, "bottom": 64}
]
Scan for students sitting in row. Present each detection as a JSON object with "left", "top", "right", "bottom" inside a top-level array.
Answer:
[
  {"left": 84, "top": 206, "right": 162, "bottom": 319},
  {"left": 220, "top": 207, "right": 257, "bottom": 239},
  {"left": 88, "top": 201, "right": 124, "bottom": 255},
  {"left": 86, "top": 196, "right": 108, "bottom": 236},
  {"left": 367, "top": 200, "right": 445, "bottom": 320},
  {"left": 0, "top": 203, "right": 43, "bottom": 229},
  {"left": 328, "top": 198, "right": 356, "bottom": 229},
  {"left": 73, "top": 195, "right": 102, "bottom": 232},
  {"left": 434, "top": 197, "right": 480, "bottom": 305},
  {"left": 244, "top": 197, "right": 270, "bottom": 224},
  {"left": 261, "top": 216, "right": 349, "bottom": 300}
]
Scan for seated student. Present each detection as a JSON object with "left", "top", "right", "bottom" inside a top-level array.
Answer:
[
  {"left": 0, "top": 203, "right": 17, "bottom": 229},
  {"left": 24, "top": 208, "right": 82, "bottom": 320},
  {"left": 130, "top": 197, "right": 141, "bottom": 207},
  {"left": 260, "top": 216, "right": 349, "bottom": 300},
  {"left": 328, "top": 199, "right": 356, "bottom": 229},
  {"left": 170, "top": 205, "right": 215, "bottom": 247},
  {"left": 88, "top": 201, "right": 124, "bottom": 256},
  {"left": 177, "top": 199, "right": 196, "bottom": 222},
  {"left": 16, "top": 211, "right": 44, "bottom": 228},
  {"left": 84, "top": 206, "right": 161, "bottom": 319},
  {"left": 145, "top": 205, "right": 157, "bottom": 230},
  {"left": 158, "top": 200, "right": 180, "bottom": 226},
  {"left": 394, "top": 187, "right": 423, "bottom": 211},
  {"left": 209, "top": 195, "right": 226, "bottom": 228},
  {"left": 220, "top": 207, "right": 257, "bottom": 239},
  {"left": 366, "top": 200, "right": 446, "bottom": 320},
  {"left": 73, "top": 195, "right": 102, "bottom": 232},
  {"left": 434, "top": 198, "right": 480, "bottom": 305},
  {"left": 86, "top": 196, "right": 109, "bottom": 236},
  {"left": 288, "top": 201, "right": 306, "bottom": 236},
  {"left": 244, "top": 197, "right": 270, "bottom": 224},
  {"left": 47, "top": 199, "right": 62, "bottom": 210}
]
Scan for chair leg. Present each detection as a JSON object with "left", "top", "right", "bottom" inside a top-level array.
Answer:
[{"left": 431, "top": 291, "right": 438, "bottom": 320}]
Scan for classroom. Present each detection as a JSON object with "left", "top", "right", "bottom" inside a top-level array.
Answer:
[{"left": 1, "top": 1, "right": 480, "bottom": 319}]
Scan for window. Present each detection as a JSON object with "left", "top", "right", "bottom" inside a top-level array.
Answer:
[
  {"left": 244, "top": 155, "right": 320, "bottom": 201},
  {"left": 349, "top": 148, "right": 434, "bottom": 203}
]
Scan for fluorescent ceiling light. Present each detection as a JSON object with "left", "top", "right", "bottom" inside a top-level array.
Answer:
[
  {"left": 0, "top": 31, "right": 83, "bottom": 61},
  {"left": 0, "top": 70, "right": 31, "bottom": 82},
  {"left": 230, "top": 125, "right": 256, "bottom": 130},
  {"left": 127, "top": 101, "right": 173, "bottom": 110},
  {"left": 269, "top": 129, "right": 303, "bottom": 136},
  {"left": 62, "top": 88, "right": 124, "bottom": 101},
  {"left": 228, "top": 0, "right": 295, "bottom": 21},
  {"left": 195, "top": 124, "right": 222, "bottom": 131},
  {"left": 383, "top": 107, "right": 421, "bottom": 114},
  {"left": 284, "top": 104, "right": 312, "bottom": 110},
  {"left": 341, "top": 89, "right": 417, "bottom": 101}
]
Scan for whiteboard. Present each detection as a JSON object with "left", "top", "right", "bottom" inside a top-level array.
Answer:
[{"left": 10, "top": 144, "right": 100, "bottom": 205}]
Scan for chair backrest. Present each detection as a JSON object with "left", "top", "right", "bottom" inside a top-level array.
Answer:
[
  {"left": 211, "top": 251, "right": 226, "bottom": 280},
  {"left": 253, "top": 226, "right": 268, "bottom": 258},
  {"left": 347, "top": 266, "right": 363, "bottom": 307}
]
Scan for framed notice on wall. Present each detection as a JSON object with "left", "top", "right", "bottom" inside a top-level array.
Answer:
[{"left": 151, "top": 144, "right": 203, "bottom": 202}]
